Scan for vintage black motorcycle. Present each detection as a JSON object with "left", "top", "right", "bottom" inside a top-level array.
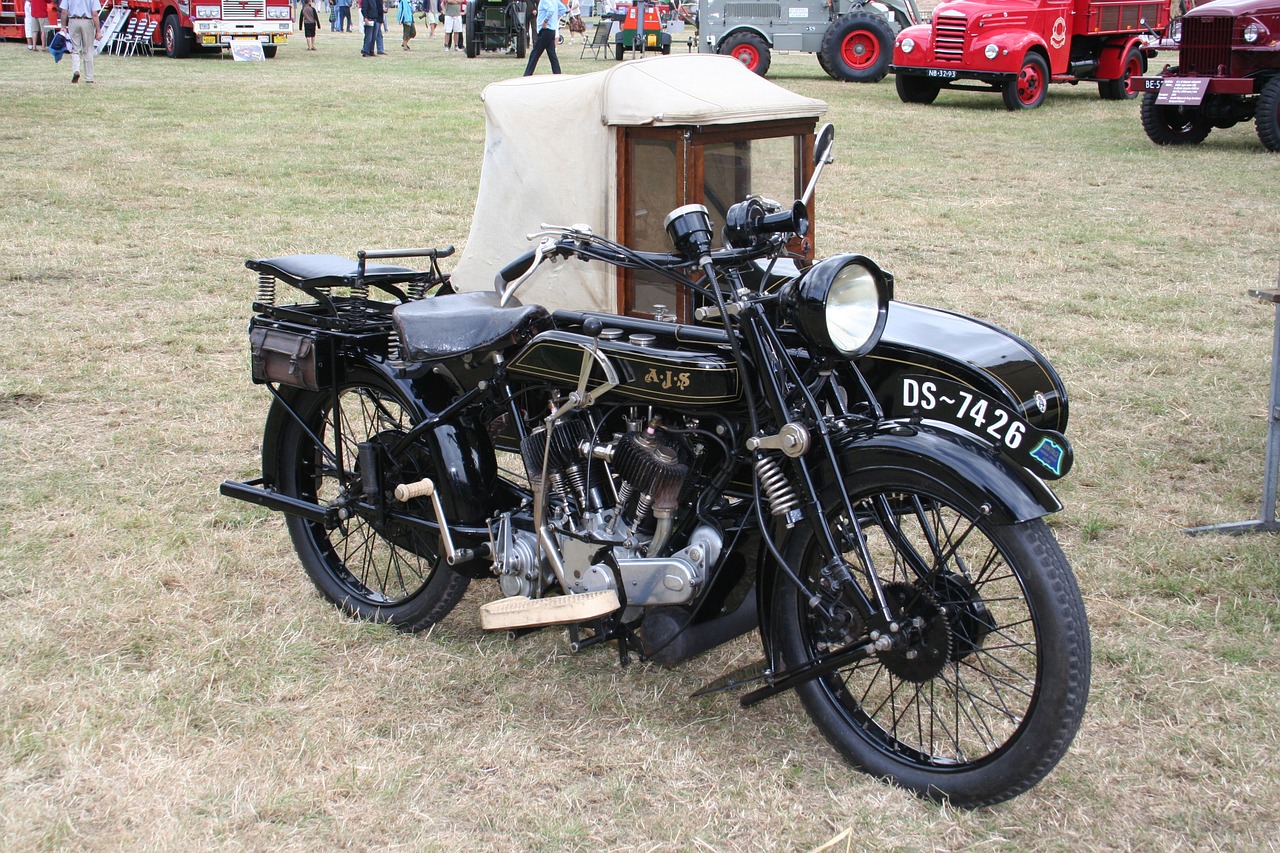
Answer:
[{"left": 223, "top": 127, "right": 1089, "bottom": 807}]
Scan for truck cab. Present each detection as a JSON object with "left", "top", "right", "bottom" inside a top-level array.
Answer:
[
  {"left": 891, "top": 0, "right": 1167, "bottom": 108},
  {"left": 1133, "top": 0, "right": 1280, "bottom": 150}
]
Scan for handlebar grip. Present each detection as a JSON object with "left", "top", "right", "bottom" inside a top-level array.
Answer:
[
  {"left": 394, "top": 478, "right": 436, "bottom": 502},
  {"left": 498, "top": 248, "right": 539, "bottom": 284}
]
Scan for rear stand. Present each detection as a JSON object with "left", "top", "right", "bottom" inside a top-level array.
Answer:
[{"left": 1187, "top": 279, "right": 1280, "bottom": 535}]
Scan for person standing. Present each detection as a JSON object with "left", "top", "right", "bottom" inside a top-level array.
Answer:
[
  {"left": 61, "top": 0, "right": 100, "bottom": 84},
  {"left": 396, "top": 0, "right": 415, "bottom": 49},
  {"left": 359, "top": 0, "right": 381, "bottom": 54},
  {"left": 523, "top": 0, "right": 566, "bottom": 75},
  {"left": 25, "top": 0, "right": 49, "bottom": 50},
  {"left": 422, "top": 0, "right": 438, "bottom": 38},
  {"left": 336, "top": 0, "right": 353, "bottom": 31},
  {"left": 299, "top": 0, "right": 319, "bottom": 48},
  {"left": 441, "top": 0, "right": 462, "bottom": 51}
]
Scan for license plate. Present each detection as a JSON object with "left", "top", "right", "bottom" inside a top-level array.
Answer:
[
  {"left": 888, "top": 375, "right": 1073, "bottom": 479},
  {"left": 1141, "top": 77, "right": 1162, "bottom": 92},
  {"left": 925, "top": 69, "right": 958, "bottom": 79}
]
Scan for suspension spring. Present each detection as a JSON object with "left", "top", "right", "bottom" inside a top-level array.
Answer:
[
  {"left": 755, "top": 454, "right": 800, "bottom": 516},
  {"left": 255, "top": 272, "right": 276, "bottom": 307},
  {"left": 407, "top": 279, "right": 428, "bottom": 301}
]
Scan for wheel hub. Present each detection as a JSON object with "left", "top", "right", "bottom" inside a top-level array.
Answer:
[{"left": 876, "top": 583, "right": 953, "bottom": 683}]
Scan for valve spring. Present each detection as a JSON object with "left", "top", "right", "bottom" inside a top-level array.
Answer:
[
  {"left": 256, "top": 273, "right": 276, "bottom": 307},
  {"left": 755, "top": 455, "right": 800, "bottom": 516}
]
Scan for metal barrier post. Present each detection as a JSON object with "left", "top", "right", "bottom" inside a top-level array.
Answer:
[{"left": 1186, "top": 277, "right": 1280, "bottom": 535}]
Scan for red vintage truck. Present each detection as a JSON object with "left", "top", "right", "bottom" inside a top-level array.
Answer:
[
  {"left": 87, "top": 0, "right": 293, "bottom": 58},
  {"left": 891, "top": 0, "right": 1169, "bottom": 109}
]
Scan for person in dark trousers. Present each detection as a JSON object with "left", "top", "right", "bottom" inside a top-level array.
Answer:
[
  {"left": 523, "top": 0, "right": 566, "bottom": 75},
  {"left": 359, "top": 0, "right": 383, "bottom": 55}
]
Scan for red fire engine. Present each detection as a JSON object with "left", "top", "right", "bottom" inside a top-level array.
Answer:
[{"left": 891, "top": 0, "right": 1170, "bottom": 109}]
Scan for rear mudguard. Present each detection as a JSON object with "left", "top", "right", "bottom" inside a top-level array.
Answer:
[
  {"left": 259, "top": 358, "right": 498, "bottom": 529},
  {"left": 755, "top": 419, "right": 1061, "bottom": 668}
]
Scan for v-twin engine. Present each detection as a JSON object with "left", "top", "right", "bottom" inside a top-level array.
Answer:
[{"left": 491, "top": 413, "right": 721, "bottom": 610}]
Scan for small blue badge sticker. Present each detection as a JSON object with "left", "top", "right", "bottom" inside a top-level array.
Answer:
[{"left": 1030, "top": 438, "right": 1065, "bottom": 477}]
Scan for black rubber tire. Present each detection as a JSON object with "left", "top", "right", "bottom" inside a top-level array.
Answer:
[
  {"left": 718, "top": 31, "right": 771, "bottom": 76},
  {"left": 1002, "top": 53, "right": 1049, "bottom": 109},
  {"left": 1141, "top": 88, "right": 1212, "bottom": 145},
  {"left": 773, "top": 477, "right": 1090, "bottom": 807},
  {"left": 895, "top": 73, "right": 941, "bottom": 104},
  {"left": 276, "top": 369, "right": 470, "bottom": 632},
  {"left": 466, "top": 13, "right": 479, "bottom": 57},
  {"left": 1098, "top": 47, "right": 1142, "bottom": 100},
  {"left": 820, "top": 12, "right": 894, "bottom": 83},
  {"left": 262, "top": 44, "right": 278, "bottom": 59},
  {"left": 1255, "top": 75, "right": 1280, "bottom": 152},
  {"left": 162, "top": 14, "right": 192, "bottom": 59}
]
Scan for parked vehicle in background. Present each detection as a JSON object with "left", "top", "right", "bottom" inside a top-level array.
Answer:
[
  {"left": 119, "top": 0, "right": 294, "bottom": 58},
  {"left": 696, "top": 0, "right": 922, "bottom": 82},
  {"left": 466, "top": 0, "right": 526, "bottom": 57},
  {"left": 891, "top": 0, "right": 1168, "bottom": 109},
  {"left": 1134, "top": 0, "right": 1280, "bottom": 150}
]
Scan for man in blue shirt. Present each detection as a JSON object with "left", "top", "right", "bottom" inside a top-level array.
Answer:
[
  {"left": 59, "top": 0, "right": 100, "bottom": 83},
  {"left": 522, "top": 0, "right": 567, "bottom": 75},
  {"left": 336, "top": 0, "right": 352, "bottom": 32}
]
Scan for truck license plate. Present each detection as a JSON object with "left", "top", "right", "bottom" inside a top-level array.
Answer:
[
  {"left": 926, "top": 69, "right": 958, "bottom": 78},
  {"left": 889, "top": 375, "right": 1073, "bottom": 479}
]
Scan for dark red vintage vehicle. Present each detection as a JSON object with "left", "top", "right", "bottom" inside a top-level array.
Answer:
[{"left": 1133, "top": 0, "right": 1280, "bottom": 150}]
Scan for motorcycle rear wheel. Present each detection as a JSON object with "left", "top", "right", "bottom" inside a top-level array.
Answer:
[
  {"left": 775, "top": 478, "right": 1089, "bottom": 807},
  {"left": 276, "top": 370, "right": 470, "bottom": 631}
]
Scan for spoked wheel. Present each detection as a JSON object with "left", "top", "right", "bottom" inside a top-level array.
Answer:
[
  {"left": 775, "top": 479, "right": 1090, "bottom": 807},
  {"left": 276, "top": 369, "right": 469, "bottom": 631}
]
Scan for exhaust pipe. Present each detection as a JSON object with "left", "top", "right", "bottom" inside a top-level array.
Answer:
[{"left": 641, "top": 588, "right": 758, "bottom": 665}]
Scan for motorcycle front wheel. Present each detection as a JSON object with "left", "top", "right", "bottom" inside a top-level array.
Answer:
[
  {"left": 275, "top": 369, "right": 470, "bottom": 631},
  {"left": 775, "top": 477, "right": 1090, "bottom": 807}
]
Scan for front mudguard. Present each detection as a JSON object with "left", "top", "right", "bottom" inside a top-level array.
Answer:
[
  {"left": 259, "top": 358, "right": 497, "bottom": 528},
  {"left": 755, "top": 420, "right": 1061, "bottom": 666}
]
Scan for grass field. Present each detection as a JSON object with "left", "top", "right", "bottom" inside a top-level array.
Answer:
[{"left": 2, "top": 25, "right": 1280, "bottom": 851}]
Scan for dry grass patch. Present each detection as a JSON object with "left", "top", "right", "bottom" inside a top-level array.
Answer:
[{"left": 2, "top": 35, "right": 1280, "bottom": 851}]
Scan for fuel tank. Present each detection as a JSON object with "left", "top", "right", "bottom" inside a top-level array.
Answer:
[{"left": 505, "top": 327, "right": 742, "bottom": 407}]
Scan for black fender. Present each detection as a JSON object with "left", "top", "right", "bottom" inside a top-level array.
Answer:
[
  {"left": 755, "top": 420, "right": 1061, "bottom": 667},
  {"left": 260, "top": 358, "right": 497, "bottom": 527}
]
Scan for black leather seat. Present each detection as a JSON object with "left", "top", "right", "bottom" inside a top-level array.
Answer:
[
  {"left": 246, "top": 254, "right": 423, "bottom": 289},
  {"left": 394, "top": 291, "right": 550, "bottom": 361}
]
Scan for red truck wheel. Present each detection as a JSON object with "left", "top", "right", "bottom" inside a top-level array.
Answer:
[
  {"left": 719, "top": 31, "right": 771, "bottom": 76},
  {"left": 820, "top": 12, "right": 893, "bottom": 84},
  {"left": 1099, "top": 48, "right": 1143, "bottom": 100},
  {"left": 162, "top": 14, "right": 192, "bottom": 59},
  {"left": 1003, "top": 54, "right": 1049, "bottom": 110},
  {"left": 1140, "top": 88, "right": 1212, "bottom": 145},
  {"left": 1257, "top": 76, "right": 1280, "bottom": 152}
]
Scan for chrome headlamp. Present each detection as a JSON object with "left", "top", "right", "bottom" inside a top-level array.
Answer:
[{"left": 783, "top": 254, "right": 891, "bottom": 358}]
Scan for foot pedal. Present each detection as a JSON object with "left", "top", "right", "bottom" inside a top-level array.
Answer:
[{"left": 479, "top": 589, "right": 621, "bottom": 631}]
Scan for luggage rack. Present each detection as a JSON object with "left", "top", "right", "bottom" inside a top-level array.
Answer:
[{"left": 247, "top": 246, "right": 455, "bottom": 332}]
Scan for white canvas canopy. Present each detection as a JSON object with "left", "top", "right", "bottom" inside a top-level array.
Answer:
[{"left": 451, "top": 54, "right": 828, "bottom": 313}]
